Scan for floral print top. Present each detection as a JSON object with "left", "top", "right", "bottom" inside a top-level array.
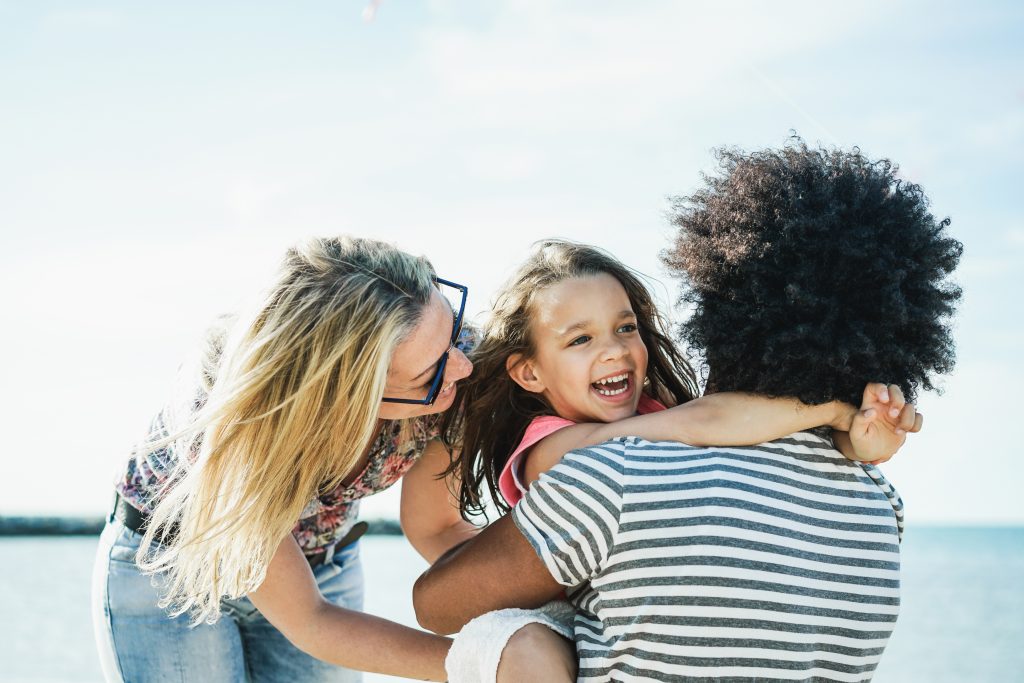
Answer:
[
  {"left": 289, "top": 415, "right": 444, "bottom": 551},
  {"left": 115, "top": 410, "right": 444, "bottom": 554},
  {"left": 115, "top": 325, "right": 472, "bottom": 555}
]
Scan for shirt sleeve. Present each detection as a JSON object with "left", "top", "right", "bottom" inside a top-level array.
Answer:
[
  {"left": 862, "top": 464, "right": 905, "bottom": 543},
  {"left": 498, "top": 415, "right": 577, "bottom": 506},
  {"left": 511, "top": 439, "right": 626, "bottom": 588}
]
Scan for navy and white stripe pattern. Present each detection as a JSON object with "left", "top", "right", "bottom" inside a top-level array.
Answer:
[{"left": 512, "top": 431, "right": 903, "bottom": 682}]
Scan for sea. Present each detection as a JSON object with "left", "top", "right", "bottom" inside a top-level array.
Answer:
[{"left": 2, "top": 526, "right": 1022, "bottom": 683}]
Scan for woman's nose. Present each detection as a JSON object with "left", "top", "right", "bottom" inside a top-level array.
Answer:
[{"left": 448, "top": 347, "right": 473, "bottom": 382}]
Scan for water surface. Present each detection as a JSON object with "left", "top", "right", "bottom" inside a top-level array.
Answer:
[{"left": 2, "top": 527, "right": 1021, "bottom": 682}]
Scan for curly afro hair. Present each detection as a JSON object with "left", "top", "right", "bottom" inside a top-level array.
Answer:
[{"left": 662, "top": 138, "right": 963, "bottom": 407}]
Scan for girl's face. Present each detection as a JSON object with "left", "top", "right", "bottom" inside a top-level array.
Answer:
[{"left": 510, "top": 273, "right": 648, "bottom": 424}]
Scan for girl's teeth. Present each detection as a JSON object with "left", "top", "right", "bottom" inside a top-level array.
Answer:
[{"left": 594, "top": 374, "right": 630, "bottom": 396}]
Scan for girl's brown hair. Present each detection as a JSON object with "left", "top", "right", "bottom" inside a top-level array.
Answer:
[{"left": 444, "top": 239, "right": 699, "bottom": 519}]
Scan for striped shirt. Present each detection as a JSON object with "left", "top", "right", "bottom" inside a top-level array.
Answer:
[{"left": 512, "top": 431, "right": 903, "bottom": 682}]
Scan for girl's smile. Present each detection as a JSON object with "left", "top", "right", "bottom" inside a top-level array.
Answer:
[
  {"left": 591, "top": 370, "right": 637, "bottom": 401},
  {"left": 509, "top": 272, "right": 649, "bottom": 424}
]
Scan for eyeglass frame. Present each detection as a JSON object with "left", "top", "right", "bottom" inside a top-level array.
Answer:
[{"left": 380, "top": 277, "right": 468, "bottom": 405}]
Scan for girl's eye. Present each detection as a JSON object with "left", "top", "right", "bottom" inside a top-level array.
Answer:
[
  {"left": 568, "top": 335, "right": 591, "bottom": 347},
  {"left": 618, "top": 323, "right": 638, "bottom": 333}
]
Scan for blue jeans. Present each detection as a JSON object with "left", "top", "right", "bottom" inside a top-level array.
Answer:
[{"left": 92, "top": 518, "right": 364, "bottom": 683}]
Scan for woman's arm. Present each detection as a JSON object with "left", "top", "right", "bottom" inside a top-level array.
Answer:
[
  {"left": 414, "top": 515, "right": 565, "bottom": 635},
  {"left": 524, "top": 393, "right": 854, "bottom": 485},
  {"left": 248, "top": 534, "right": 450, "bottom": 681},
  {"left": 400, "top": 438, "right": 480, "bottom": 564}
]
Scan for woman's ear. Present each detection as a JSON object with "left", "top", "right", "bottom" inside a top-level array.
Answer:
[{"left": 506, "top": 353, "right": 546, "bottom": 394}]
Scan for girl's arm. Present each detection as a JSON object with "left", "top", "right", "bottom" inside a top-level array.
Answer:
[
  {"left": 524, "top": 392, "right": 853, "bottom": 484},
  {"left": 401, "top": 438, "right": 480, "bottom": 564},
  {"left": 249, "top": 535, "right": 450, "bottom": 680},
  {"left": 524, "top": 384, "right": 918, "bottom": 485}
]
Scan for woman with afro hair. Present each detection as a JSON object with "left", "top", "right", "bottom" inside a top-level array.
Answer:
[{"left": 662, "top": 138, "right": 962, "bottom": 413}]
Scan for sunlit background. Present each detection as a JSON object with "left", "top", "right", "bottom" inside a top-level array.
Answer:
[
  {"left": 3, "top": 0, "right": 1021, "bottom": 524},
  {"left": 2, "top": 2, "right": 1022, "bottom": 682}
]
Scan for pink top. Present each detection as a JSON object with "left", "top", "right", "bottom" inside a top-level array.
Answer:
[{"left": 498, "top": 395, "right": 667, "bottom": 506}]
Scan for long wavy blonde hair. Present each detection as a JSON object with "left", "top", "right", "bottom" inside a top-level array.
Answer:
[{"left": 136, "top": 236, "right": 436, "bottom": 624}]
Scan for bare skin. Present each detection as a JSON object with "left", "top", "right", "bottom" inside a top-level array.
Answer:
[
  {"left": 414, "top": 513, "right": 563, "bottom": 636},
  {"left": 250, "top": 535, "right": 451, "bottom": 680},
  {"left": 401, "top": 438, "right": 480, "bottom": 564},
  {"left": 497, "top": 624, "right": 577, "bottom": 681}
]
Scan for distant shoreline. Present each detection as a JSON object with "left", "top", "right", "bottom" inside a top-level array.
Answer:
[
  {"left": 3, "top": 517, "right": 1020, "bottom": 537},
  {"left": 0, "top": 516, "right": 404, "bottom": 536}
]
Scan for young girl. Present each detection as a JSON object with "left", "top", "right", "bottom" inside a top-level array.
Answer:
[{"left": 402, "top": 239, "right": 916, "bottom": 682}]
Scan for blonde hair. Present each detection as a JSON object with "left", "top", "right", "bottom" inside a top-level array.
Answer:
[{"left": 136, "top": 236, "right": 436, "bottom": 624}]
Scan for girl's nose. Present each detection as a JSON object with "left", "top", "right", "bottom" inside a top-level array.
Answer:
[{"left": 601, "top": 336, "right": 629, "bottom": 362}]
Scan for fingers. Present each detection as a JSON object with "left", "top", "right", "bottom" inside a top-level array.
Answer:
[
  {"left": 855, "top": 382, "right": 923, "bottom": 440},
  {"left": 901, "top": 403, "right": 917, "bottom": 430},
  {"left": 886, "top": 384, "right": 905, "bottom": 420},
  {"left": 862, "top": 382, "right": 890, "bottom": 408},
  {"left": 854, "top": 406, "right": 881, "bottom": 441}
]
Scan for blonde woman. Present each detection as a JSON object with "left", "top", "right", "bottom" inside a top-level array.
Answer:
[{"left": 91, "top": 236, "right": 479, "bottom": 682}]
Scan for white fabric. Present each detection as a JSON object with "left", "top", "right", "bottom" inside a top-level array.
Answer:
[{"left": 444, "top": 601, "right": 574, "bottom": 683}]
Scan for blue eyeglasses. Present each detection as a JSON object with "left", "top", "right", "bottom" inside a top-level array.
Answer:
[{"left": 380, "top": 277, "right": 468, "bottom": 405}]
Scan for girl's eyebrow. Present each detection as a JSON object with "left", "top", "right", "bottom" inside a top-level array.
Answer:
[
  {"left": 557, "top": 320, "right": 592, "bottom": 337},
  {"left": 556, "top": 310, "right": 635, "bottom": 337}
]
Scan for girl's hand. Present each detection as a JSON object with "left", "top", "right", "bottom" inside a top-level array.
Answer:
[{"left": 847, "top": 383, "right": 924, "bottom": 464}]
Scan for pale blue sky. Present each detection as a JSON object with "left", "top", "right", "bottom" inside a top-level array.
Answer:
[{"left": 1, "top": 0, "right": 1021, "bottom": 522}]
